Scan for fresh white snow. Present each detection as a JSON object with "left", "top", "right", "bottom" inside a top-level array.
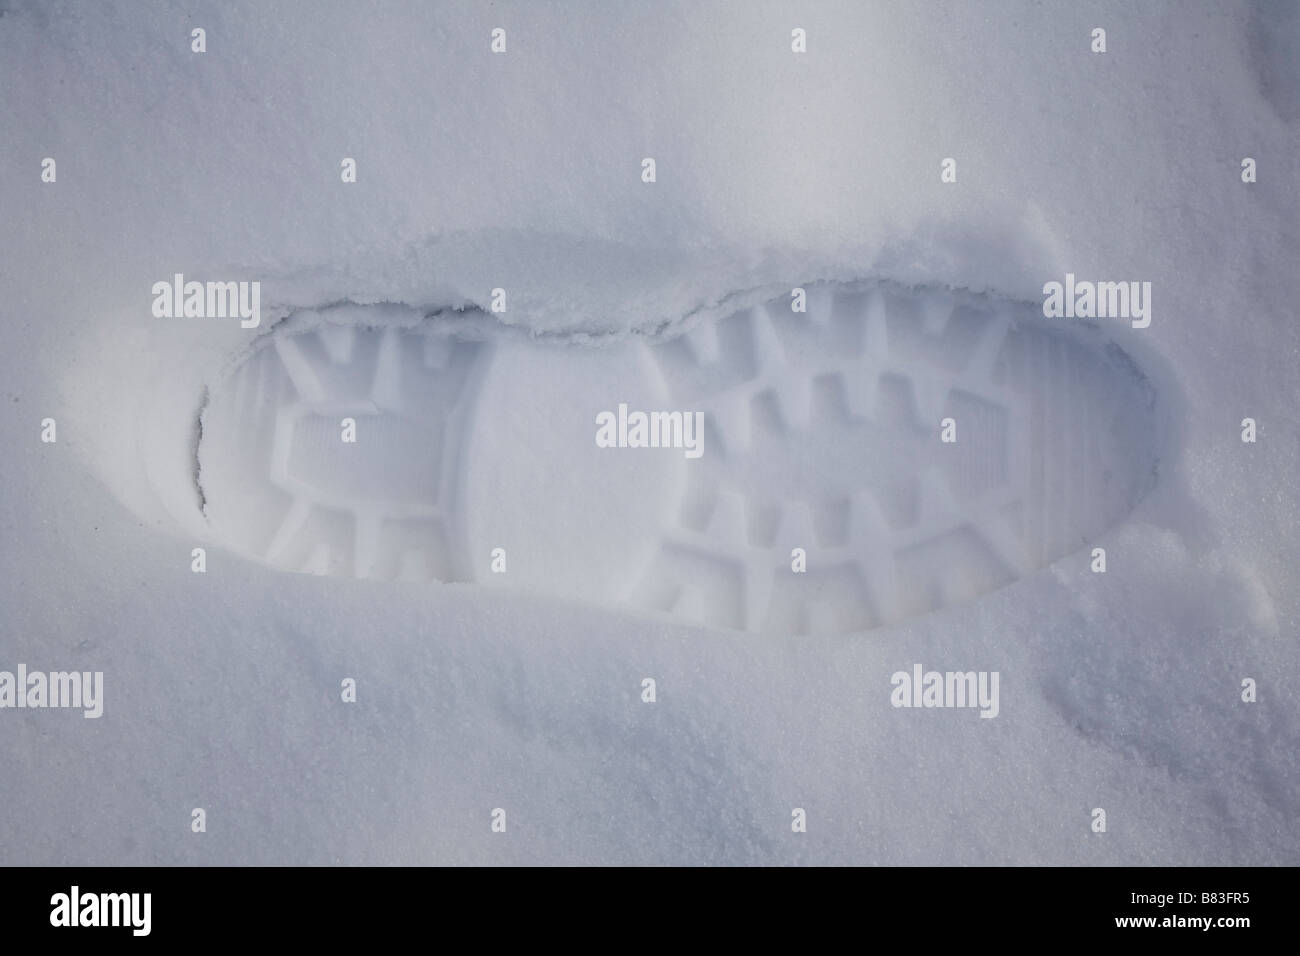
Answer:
[{"left": 0, "top": 0, "right": 1296, "bottom": 864}]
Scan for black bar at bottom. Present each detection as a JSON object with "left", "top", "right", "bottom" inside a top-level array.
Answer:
[{"left": 0, "top": 866, "right": 1282, "bottom": 942}]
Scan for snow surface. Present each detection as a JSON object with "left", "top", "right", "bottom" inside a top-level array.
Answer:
[{"left": 0, "top": 0, "right": 1297, "bottom": 864}]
